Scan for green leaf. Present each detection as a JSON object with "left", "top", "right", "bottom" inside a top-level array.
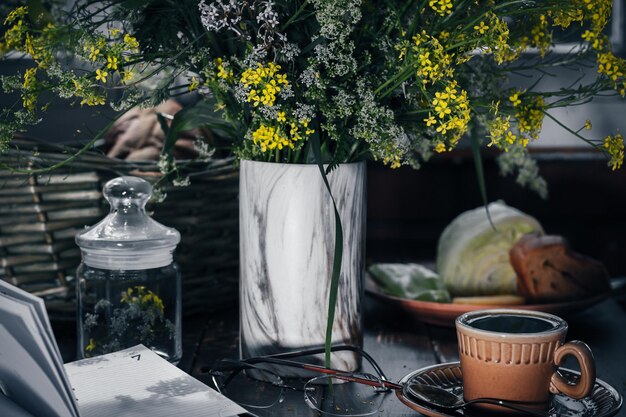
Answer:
[
  {"left": 161, "top": 100, "right": 237, "bottom": 156},
  {"left": 156, "top": 113, "right": 170, "bottom": 140},
  {"left": 25, "top": 0, "right": 53, "bottom": 27},
  {"left": 469, "top": 124, "right": 494, "bottom": 229},
  {"left": 310, "top": 126, "right": 344, "bottom": 369}
]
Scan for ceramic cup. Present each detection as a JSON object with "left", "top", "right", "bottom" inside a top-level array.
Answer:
[{"left": 455, "top": 309, "right": 595, "bottom": 412}]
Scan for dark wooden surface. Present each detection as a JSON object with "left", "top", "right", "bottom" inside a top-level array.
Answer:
[{"left": 62, "top": 294, "right": 620, "bottom": 417}]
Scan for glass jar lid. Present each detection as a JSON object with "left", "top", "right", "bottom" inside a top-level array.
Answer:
[{"left": 76, "top": 176, "right": 180, "bottom": 270}]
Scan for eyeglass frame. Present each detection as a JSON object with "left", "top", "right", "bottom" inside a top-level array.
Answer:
[
  {"left": 207, "top": 344, "right": 403, "bottom": 409},
  {"left": 208, "top": 344, "right": 554, "bottom": 417}
]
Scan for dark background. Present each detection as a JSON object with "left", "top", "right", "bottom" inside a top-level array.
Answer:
[{"left": 366, "top": 151, "right": 626, "bottom": 277}]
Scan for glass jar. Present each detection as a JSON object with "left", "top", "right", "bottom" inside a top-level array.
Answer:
[{"left": 76, "top": 176, "right": 182, "bottom": 363}]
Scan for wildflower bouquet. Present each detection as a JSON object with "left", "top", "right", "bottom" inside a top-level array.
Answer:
[
  {"left": 1, "top": 0, "right": 624, "bottom": 194},
  {"left": 2, "top": 0, "right": 625, "bottom": 368}
]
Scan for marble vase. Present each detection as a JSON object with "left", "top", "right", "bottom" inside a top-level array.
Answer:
[{"left": 239, "top": 160, "right": 366, "bottom": 374}]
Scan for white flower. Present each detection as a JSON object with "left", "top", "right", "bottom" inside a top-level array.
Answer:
[
  {"left": 194, "top": 139, "right": 215, "bottom": 161},
  {"left": 497, "top": 145, "right": 548, "bottom": 198},
  {"left": 173, "top": 176, "right": 191, "bottom": 187},
  {"left": 157, "top": 154, "right": 174, "bottom": 175},
  {"left": 299, "top": 67, "right": 321, "bottom": 88},
  {"left": 198, "top": 0, "right": 242, "bottom": 32},
  {"left": 294, "top": 103, "right": 315, "bottom": 122}
]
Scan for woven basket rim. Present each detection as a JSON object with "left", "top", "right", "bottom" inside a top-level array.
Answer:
[{"left": 4, "top": 135, "right": 237, "bottom": 175}]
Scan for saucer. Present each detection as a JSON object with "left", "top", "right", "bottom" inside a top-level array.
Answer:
[{"left": 396, "top": 362, "right": 623, "bottom": 417}]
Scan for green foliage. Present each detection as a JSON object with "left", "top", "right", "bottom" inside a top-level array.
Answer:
[{"left": 1, "top": 0, "right": 624, "bottom": 180}]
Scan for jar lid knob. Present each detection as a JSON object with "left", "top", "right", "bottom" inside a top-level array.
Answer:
[
  {"left": 76, "top": 175, "right": 180, "bottom": 270},
  {"left": 103, "top": 176, "right": 151, "bottom": 210}
]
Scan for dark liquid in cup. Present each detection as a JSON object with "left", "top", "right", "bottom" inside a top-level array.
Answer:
[{"left": 467, "top": 314, "right": 559, "bottom": 333}]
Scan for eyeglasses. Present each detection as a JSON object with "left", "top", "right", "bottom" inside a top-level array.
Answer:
[{"left": 206, "top": 345, "right": 403, "bottom": 417}]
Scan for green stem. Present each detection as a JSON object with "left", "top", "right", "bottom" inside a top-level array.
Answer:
[
  {"left": 459, "top": 0, "right": 541, "bottom": 33},
  {"left": 375, "top": 66, "right": 414, "bottom": 98},
  {"left": 1, "top": 97, "right": 148, "bottom": 174},
  {"left": 542, "top": 110, "right": 599, "bottom": 149},
  {"left": 374, "top": 65, "right": 410, "bottom": 95},
  {"left": 469, "top": 120, "right": 494, "bottom": 229},
  {"left": 345, "top": 140, "right": 362, "bottom": 163},
  {"left": 123, "top": 32, "right": 208, "bottom": 88},
  {"left": 281, "top": 1, "right": 310, "bottom": 31}
]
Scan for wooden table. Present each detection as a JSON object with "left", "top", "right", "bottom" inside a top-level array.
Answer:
[
  {"left": 184, "top": 296, "right": 626, "bottom": 416},
  {"left": 55, "top": 294, "right": 626, "bottom": 416}
]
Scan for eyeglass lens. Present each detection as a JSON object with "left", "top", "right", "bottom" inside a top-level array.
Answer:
[
  {"left": 304, "top": 375, "right": 387, "bottom": 417},
  {"left": 213, "top": 367, "right": 285, "bottom": 408}
]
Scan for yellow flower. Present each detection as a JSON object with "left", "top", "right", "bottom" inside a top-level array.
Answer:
[
  {"left": 436, "top": 123, "right": 448, "bottom": 135},
  {"left": 80, "top": 93, "right": 106, "bottom": 106},
  {"left": 581, "top": 30, "right": 595, "bottom": 42},
  {"left": 434, "top": 100, "right": 451, "bottom": 119},
  {"left": 22, "top": 67, "right": 36, "bottom": 88},
  {"left": 584, "top": 120, "right": 592, "bottom": 130},
  {"left": 88, "top": 46, "right": 100, "bottom": 62},
  {"left": 122, "top": 70, "right": 133, "bottom": 83},
  {"left": 411, "top": 31, "right": 454, "bottom": 85},
  {"left": 389, "top": 156, "right": 402, "bottom": 169},
  {"left": 123, "top": 33, "right": 139, "bottom": 49},
  {"left": 106, "top": 56, "right": 118, "bottom": 70},
  {"left": 189, "top": 76, "right": 199, "bottom": 91},
  {"left": 72, "top": 78, "right": 83, "bottom": 91},
  {"left": 4, "top": 6, "right": 28, "bottom": 25},
  {"left": 108, "top": 28, "right": 121, "bottom": 37},
  {"left": 252, "top": 124, "right": 290, "bottom": 152},
  {"left": 504, "top": 130, "right": 517, "bottom": 145},
  {"left": 487, "top": 116, "right": 511, "bottom": 148},
  {"left": 515, "top": 96, "right": 545, "bottom": 139},
  {"left": 474, "top": 21, "right": 489, "bottom": 35},
  {"left": 95, "top": 68, "right": 108, "bottom": 83},
  {"left": 215, "top": 57, "right": 234, "bottom": 80},
  {"left": 22, "top": 96, "right": 35, "bottom": 112},
  {"left": 240, "top": 62, "right": 289, "bottom": 108},
  {"left": 277, "top": 111, "right": 286, "bottom": 122},
  {"left": 597, "top": 52, "right": 626, "bottom": 85},
  {"left": 85, "top": 338, "right": 96, "bottom": 352},
  {"left": 434, "top": 142, "right": 447, "bottom": 153},
  {"left": 603, "top": 133, "right": 624, "bottom": 170},
  {"left": 429, "top": 0, "right": 453, "bottom": 16},
  {"left": 509, "top": 91, "right": 522, "bottom": 107},
  {"left": 424, "top": 114, "right": 437, "bottom": 127}
]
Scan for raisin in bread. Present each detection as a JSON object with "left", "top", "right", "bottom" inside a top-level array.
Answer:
[{"left": 509, "top": 233, "right": 610, "bottom": 303}]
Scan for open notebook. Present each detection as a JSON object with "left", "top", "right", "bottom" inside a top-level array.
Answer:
[{"left": 0, "top": 280, "right": 248, "bottom": 417}]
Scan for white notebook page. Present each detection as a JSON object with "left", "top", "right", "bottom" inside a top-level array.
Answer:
[{"left": 64, "top": 345, "right": 248, "bottom": 417}]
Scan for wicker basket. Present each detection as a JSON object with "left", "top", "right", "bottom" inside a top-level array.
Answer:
[{"left": 0, "top": 137, "right": 239, "bottom": 318}]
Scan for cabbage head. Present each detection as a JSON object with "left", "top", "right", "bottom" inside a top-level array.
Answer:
[{"left": 437, "top": 202, "right": 543, "bottom": 297}]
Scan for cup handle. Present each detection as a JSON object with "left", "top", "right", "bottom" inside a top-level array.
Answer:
[{"left": 549, "top": 340, "right": 596, "bottom": 399}]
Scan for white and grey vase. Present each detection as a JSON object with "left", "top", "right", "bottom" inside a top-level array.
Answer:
[{"left": 239, "top": 160, "right": 366, "bottom": 375}]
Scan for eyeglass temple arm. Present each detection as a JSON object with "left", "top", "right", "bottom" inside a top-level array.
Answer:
[
  {"left": 251, "top": 344, "right": 392, "bottom": 382},
  {"left": 240, "top": 356, "right": 403, "bottom": 391}
]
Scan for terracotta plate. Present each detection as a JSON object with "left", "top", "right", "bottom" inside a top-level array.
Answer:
[
  {"left": 396, "top": 362, "right": 623, "bottom": 417},
  {"left": 366, "top": 279, "right": 610, "bottom": 327}
]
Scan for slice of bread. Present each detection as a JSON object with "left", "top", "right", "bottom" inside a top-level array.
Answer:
[{"left": 509, "top": 233, "right": 610, "bottom": 303}]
